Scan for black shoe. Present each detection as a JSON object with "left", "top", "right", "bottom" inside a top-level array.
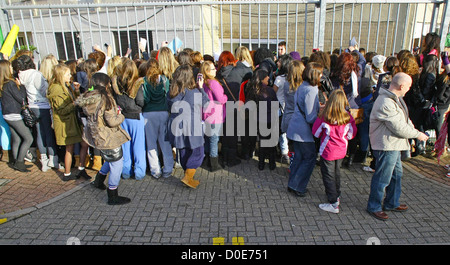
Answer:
[
  {"left": 287, "top": 187, "right": 307, "bottom": 197},
  {"left": 226, "top": 149, "right": 242, "bottom": 167},
  {"left": 13, "top": 161, "right": 31, "bottom": 172},
  {"left": 107, "top": 188, "right": 131, "bottom": 205},
  {"left": 210, "top": 156, "right": 221, "bottom": 172},
  {"left": 77, "top": 169, "right": 92, "bottom": 180},
  {"left": 62, "top": 173, "right": 77, "bottom": 181},
  {"left": 91, "top": 172, "right": 107, "bottom": 190}
]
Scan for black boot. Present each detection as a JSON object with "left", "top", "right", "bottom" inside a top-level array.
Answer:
[
  {"left": 13, "top": 161, "right": 31, "bottom": 172},
  {"left": 210, "top": 156, "right": 221, "bottom": 172},
  {"left": 269, "top": 147, "right": 276, "bottom": 170},
  {"left": 258, "top": 148, "right": 266, "bottom": 170},
  {"left": 91, "top": 172, "right": 107, "bottom": 190},
  {"left": 107, "top": 188, "right": 131, "bottom": 205},
  {"left": 226, "top": 149, "right": 241, "bottom": 167},
  {"left": 201, "top": 152, "right": 210, "bottom": 169}
]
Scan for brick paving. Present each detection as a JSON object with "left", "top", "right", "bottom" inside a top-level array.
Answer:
[{"left": 0, "top": 153, "right": 449, "bottom": 245}]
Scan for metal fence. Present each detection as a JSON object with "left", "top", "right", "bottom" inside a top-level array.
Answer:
[{"left": 0, "top": 0, "right": 449, "bottom": 62}]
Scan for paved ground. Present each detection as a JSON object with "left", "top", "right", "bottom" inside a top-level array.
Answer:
[{"left": 0, "top": 151, "right": 449, "bottom": 245}]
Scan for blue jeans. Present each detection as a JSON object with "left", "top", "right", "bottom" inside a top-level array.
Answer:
[
  {"left": 367, "top": 150, "right": 403, "bottom": 212},
  {"left": 359, "top": 100, "right": 373, "bottom": 152},
  {"left": 31, "top": 108, "right": 57, "bottom": 156},
  {"left": 288, "top": 141, "right": 317, "bottom": 193},
  {"left": 99, "top": 157, "right": 124, "bottom": 189},
  {"left": 204, "top": 123, "right": 222, "bottom": 158},
  {"left": 121, "top": 115, "right": 146, "bottom": 179}
]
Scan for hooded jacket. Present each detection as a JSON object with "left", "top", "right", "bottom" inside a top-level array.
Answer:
[
  {"left": 47, "top": 83, "right": 83, "bottom": 146},
  {"left": 369, "top": 87, "right": 422, "bottom": 151},
  {"left": 75, "top": 90, "right": 130, "bottom": 150}
]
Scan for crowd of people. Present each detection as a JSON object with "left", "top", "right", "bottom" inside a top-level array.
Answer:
[{"left": 0, "top": 32, "right": 448, "bottom": 218}]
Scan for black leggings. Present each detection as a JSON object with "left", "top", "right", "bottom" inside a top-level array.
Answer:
[{"left": 5, "top": 119, "right": 34, "bottom": 162}]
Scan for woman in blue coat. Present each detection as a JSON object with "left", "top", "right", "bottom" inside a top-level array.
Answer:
[
  {"left": 167, "top": 65, "right": 210, "bottom": 189},
  {"left": 286, "top": 62, "right": 322, "bottom": 197}
]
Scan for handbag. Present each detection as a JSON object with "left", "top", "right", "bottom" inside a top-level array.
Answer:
[
  {"left": 350, "top": 108, "right": 364, "bottom": 125},
  {"left": 21, "top": 100, "right": 38, "bottom": 127},
  {"left": 99, "top": 146, "right": 123, "bottom": 162}
]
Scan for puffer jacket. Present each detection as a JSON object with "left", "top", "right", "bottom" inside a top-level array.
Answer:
[
  {"left": 75, "top": 90, "right": 130, "bottom": 150},
  {"left": 369, "top": 87, "right": 422, "bottom": 151}
]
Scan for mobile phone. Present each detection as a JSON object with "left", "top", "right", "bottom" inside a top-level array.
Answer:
[
  {"left": 197, "top": 73, "right": 203, "bottom": 81},
  {"left": 104, "top": 43, "right": 109, "bottom": 47}
]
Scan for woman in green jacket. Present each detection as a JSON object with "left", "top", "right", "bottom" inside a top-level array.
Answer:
[{"left": 47, "top": 64, "right": 90, "bottom": 181}]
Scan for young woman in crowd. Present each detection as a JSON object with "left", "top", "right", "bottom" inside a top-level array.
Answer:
[
  {"left": 167, "top": 64, "right": 210, "bottom": 189},
  {"left": 13, "top": 55, "right": 58, "bottom": 172},
  {"left": 201, "top": 60, "right": 228, "bottom": 172},
  {"left": 111, "top": 58, "right": 146, "bottom": 180},
  {"left": 46, "top": 64, "right": 90, "bottom": 180},
  {"left": 142, "top": 58, "right": 173, "bottom": 179},
  {"left": 0, "top": 60, "right": 33, "bottom": 172},
  {"left": 286, "top": 62, "right": 322, "bottom": 197},
  {"left": 76, "top": 72, "right": 131, "bottom": 205}
]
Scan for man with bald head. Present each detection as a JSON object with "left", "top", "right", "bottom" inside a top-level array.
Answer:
[{"left": 367, "top": 73, "right": 429, "bottom": 221}]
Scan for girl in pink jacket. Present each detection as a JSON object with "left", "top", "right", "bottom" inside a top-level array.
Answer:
[
  {"left": 312, "top": 89, "right": 357, "bottom": 213},
  {"left": 201, "top": 61, "right": 228, "bottom": 172}
]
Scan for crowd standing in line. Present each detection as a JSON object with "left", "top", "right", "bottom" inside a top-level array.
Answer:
[{"left": 0, "top": 32, "right": 449, "bottom": 215}]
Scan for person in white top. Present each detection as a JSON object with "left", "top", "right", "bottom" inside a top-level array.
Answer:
[{"left": 14, "top": 54, "right": 58, "bottom": 172}]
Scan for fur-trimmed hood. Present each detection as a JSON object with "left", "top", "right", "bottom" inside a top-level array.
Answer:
[{"left": 111, "top": 76, "right": 144, "bottom": 99}]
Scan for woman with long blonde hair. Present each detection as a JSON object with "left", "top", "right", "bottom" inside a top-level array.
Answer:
[
  {"left": 157, "top": 47, "right": 179, "bottom": 80},
  {"left": 312, "top": 89, "right": 357, "bottom": 213},
  {"left": 47, "top": 64, "right": 90, "bottom": 180},
  {"left": 40, "top": 54, "right": 58, "bottom": 81}
]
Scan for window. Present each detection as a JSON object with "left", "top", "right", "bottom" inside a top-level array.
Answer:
[
  {"left": 55, "top": 32, "right": 82, "bottom": 60},
  {"left": 113, "top": 30, "right": 153, "bottom": 59}
]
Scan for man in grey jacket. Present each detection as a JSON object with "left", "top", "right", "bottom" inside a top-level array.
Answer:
[{"left": 367, "top": 73, "right": 429, "bottom": 221}]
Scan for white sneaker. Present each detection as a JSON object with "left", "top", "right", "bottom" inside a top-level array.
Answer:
[
  {"left": 363, "top": 166, "right": 375, "bottom": 173},
  {"left": 319, "top": 203, "right": 339, "bottom": 214},
  {"left": 40, "top": 154, "right": 50, "bottom": 172}
]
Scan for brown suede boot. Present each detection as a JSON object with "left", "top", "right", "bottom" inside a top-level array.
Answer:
[
  {"left": 91, "top": 156, "right": 102, "bottom": 171},
  {"left": 181, "top": 168, "right": 199, "bottom": 188}
]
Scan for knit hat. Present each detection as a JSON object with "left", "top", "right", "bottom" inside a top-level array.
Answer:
[
  {"left": 372, "top": 55, "right": 386, "bottom": 70},
  {"left": 289, "top": 51, "right": 301, "bottom": 61}
]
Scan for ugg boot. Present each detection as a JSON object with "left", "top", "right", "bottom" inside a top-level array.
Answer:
[
  {"left": 91, "top": 172, "right": 107, "bottom": 190},
  {"left": 181, "top": 168, "right": 199, "bottom": 188},
  {"left": 210, "top": 156, "right": 221, "bottom": 172},
  {"left": 40, "top": 154, "right": 50, "bottom": 172},
  {"left": 73, "top": 155, "right": 80, "bottom": 169},
  {"left": 107, "top": 188, "right": 131, "bottom": 205},
  {"left": 91, "top": 156, "right": 102, "bottom": 171}
]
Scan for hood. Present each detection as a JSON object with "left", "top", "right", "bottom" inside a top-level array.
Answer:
[{"left": 75, "top": 90, "right": 102, "bottom": 114}]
